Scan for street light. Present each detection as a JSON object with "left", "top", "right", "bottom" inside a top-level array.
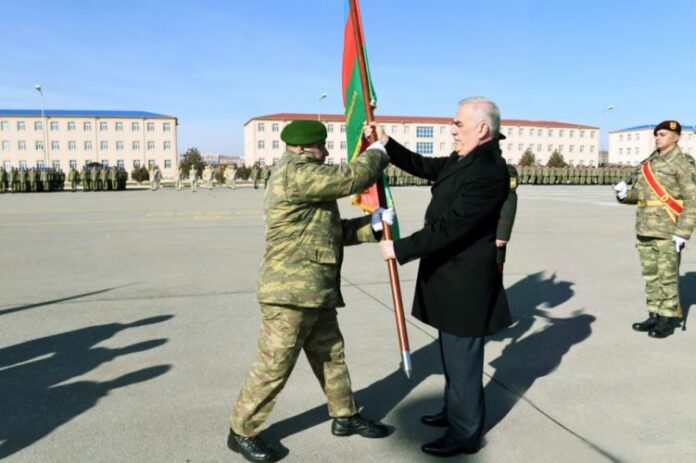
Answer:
[
  {"left": 599, "top": 105, "right": 614, "bottom": 165},
  {"left": 35, "top": 84, "right": 48, "bottom": 167},
  {"left": 317, "top": 93, "right": 327, "bottom": 121}
]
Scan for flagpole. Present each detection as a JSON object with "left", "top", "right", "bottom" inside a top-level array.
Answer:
[{"left": 348, "top": 0, "right": 412, "bottom": 379}]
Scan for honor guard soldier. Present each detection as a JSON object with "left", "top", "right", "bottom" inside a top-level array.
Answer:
[
  {"left": 614, "top": 120, "right": 696, "bottom": 338},
  {"left": 68, "top": 167, "right": 78, "bottom": 191},
  {"left": 227, "top": 119, "right": 392, "bottom": 463}
]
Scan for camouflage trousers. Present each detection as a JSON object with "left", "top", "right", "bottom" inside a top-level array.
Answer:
[
  {"left": 229, "top": 303, "right": 358, "bottom": 437},
  {"left": 636, "top": 237, "right": 681, "bottom": 317}
]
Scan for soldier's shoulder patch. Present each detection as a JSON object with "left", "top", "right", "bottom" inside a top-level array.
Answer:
[{"left": 510, "top": 178, "right": 518, "bottom": 189}]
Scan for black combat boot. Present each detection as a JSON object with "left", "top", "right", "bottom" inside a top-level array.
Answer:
[
  {"left": 331, "top": 413, "right": 390, "bottom": 438},
  {"left": 632, "top": 313, "right": 660, "bottom": 332},
  {"left": 227, "top": 429, "right": 277, "bottom": 463},
  {"left": 648, "top": 317, "right": 676, "bottom": 339}
]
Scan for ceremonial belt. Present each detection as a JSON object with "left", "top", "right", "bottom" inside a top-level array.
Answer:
[
  {"left": 637, "top": 200, "right": 684, "bottom": 207},
  {"left": 641, "top": 162, "right": 684, "bottom": 223}
]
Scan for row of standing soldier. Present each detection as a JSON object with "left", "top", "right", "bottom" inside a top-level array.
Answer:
[{"left": 0, "top": 167, "right": 66, "bottom": 193}]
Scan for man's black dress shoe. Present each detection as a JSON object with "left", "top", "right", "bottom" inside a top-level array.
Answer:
[
  {"left": 227, "top": 429, "right": 277, "bottom": 463},
  {"left": 331, "top": 413, "right": 390, "bottom": 438},
  {"left": 649, "top": 317, "right": 676, "bottom": 338},
  {"left": 633, "top": 313, "right": 660, "bottom": 332},
  {"left": 420, "top": 412, "right": 449, "bottom": 427},
  {"left": 421, "top": 436, "right": 479, "bottom": 457}
]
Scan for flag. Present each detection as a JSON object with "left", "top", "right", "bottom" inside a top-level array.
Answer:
[{"left": 342, "top": 0, "right": 399, "bottom": 237}]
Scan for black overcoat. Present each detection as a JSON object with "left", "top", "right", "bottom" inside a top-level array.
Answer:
[{"left": 389, "top": 138, "right": 512, "bottom": 337}]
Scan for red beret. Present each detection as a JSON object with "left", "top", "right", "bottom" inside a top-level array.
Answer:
[{"left": 653, "top": 120, "right": 681, "bottom": 135}]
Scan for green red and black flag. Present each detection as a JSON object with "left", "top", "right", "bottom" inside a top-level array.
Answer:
[{"left": 342, "top": 0, "right": 399, "bottom": 238}]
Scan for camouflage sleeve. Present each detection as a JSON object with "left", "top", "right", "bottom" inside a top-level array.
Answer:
[
  {"left": 341, "top": 215, "right": 376, "bottom": 246},
  {"left": 293, "top": 149, "right": 389, "bottom": 202},
  {"left": 674, "top": 156, "right": 696, "bottom": 239}
]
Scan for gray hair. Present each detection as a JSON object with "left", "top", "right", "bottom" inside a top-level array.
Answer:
[{"left": 458, "top": 97, "right": 500, "bottom": 139}]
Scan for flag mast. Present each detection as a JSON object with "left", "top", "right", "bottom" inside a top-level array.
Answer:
[{"left": 348, "top": 0, "right": 412, "bottom": 378}]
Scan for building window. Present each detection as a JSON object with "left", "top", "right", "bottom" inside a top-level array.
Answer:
[
  {"left": 101, "top": 160, "right": 109, "bottom": 167},
  {"left": 537, "top": 128, "right": 542, "bottom": 136},
  {"left": 590, "top": 145, "right": 596, "bottom": 152},
  {"left": 559, "top": 129, "right": 565, "bottom": 137},
  {"left": 580, "top": 130, "right": 585, "bottom": 138},
  {"left": 133, "top": 159, "right": 141, "bottom": 168},
  {"left": 569, "top": 130, "right": 574, "bottom": 138},
  {"left": 518, "top": 127, "right": 524, "bottom": 136},
  {"left": 326, "top": 158, "right": 334, "bottom": 165},
  {"left": 68, "top": 141, "right": 76, "bottom": 151},
  {"left": 548, "top": 129, "right": 553, "bottom": 137},
  {"left": 68, "top": 121, "right": 76, "bottom": 131},
  {"left": 548, "top": 145, "right": 553, "bottom": 152},
  {"left": 591, "top": 131, "right": 595, "bottom": 138},
  {"left": 507, "top": 144, "right": 512, "bottom": 152},
  {"left": 164, "top": 160, "right": 172, "bottom": 168},
  {"left": 258, "top": 122, "right": 265, "bottom": 132},
  {"left": 147, "top": 122, "right": 155, "bottom": 132},
  {"left": 518, "top": 144, "right": 523, "bottom": 151},
  {"left": 416, "top": 126, "right": 434, "bottom": 138},
  {"left": 17, "top": 121, "right": 25, "bottom": 130},
  {"left": 627, "top": 134, "right": 632, "bottom": 141},
  {"left": 52, "top": 160, "right": 60, "bottom": 169},
  {"left": 100, "top": 141, "right": 108, "bottom": 150},
  {"left": 391, "top": 125, "right": 398, "bottom": 133},
  {"left": 258, "top": 140, "right": 265, "bottom": 149},
  {"left": 580, "top": 145, "right": 585, "bottom": 153},
  {"left": 404, "top": 142, "right": 410, "bottom": 148},
  {"left": 147, "top": 141, "right": 155, "bottom": 150},
  {"left": 163, "top": 122, "right": 171, "bottom": 132},
  {"left": 69, "top": 160, "right": 77, "bottom": 168},
  {"left": 36, "top": 160, "right": 45, "bottom": 168},
  {"left": 115, "top": 122, "right": 123, "bottom": 131},
  {"left": 440, "top": 142, "right": 446, "bottom": 151},
  {"left": 85, "top": 141, "right": 93, "bottom": 150},
  {"left": 416, "top": 142, "right": 433, "bottom": 154},
  {"left": 147, "top": 160, "right": 155, "bottom": 168},
  {"left": 116, "top": 141, "right": 124, "bottom": 151},
  {"left": 100, "top": 121, "right": 108, "bottom": 131},
  {"left": 569, "top": 145, "right": 574, "bottom": 152},
  {"left": 84, "top": 121, "right": 92, "bottom": 131},
  {"left": 116, "top": 160, "right": 124, "bottom": 168},
  {"left": 340, "top": 124, "right": 346, "bottom": 133},
  {"left": 131, "top": 122, "right": 140, "bottom": 131},
  {"left": 636, "top": 133, "right": 640, "bottom": 140},
  {"left": 327, "top": 141, "right": 334, "bottom": 149},
  {"left": 0, "top": 121, "right": 8, "bottom": 131},
  {"left": 619, "top": 134, "right": 623, "bottom": 142},
  {"left": 163, "top": 141, "right": 171, "bottom": 150},
  {"left": 34, "top": 121, "right": 43, "bottom": 131},
  {"left": 559, "top": 145, "right": 564, "bottom": 152},
  {"left": 18, "top": 141, "right": 27, "bottom": 150},
  {"left": 403, "top": 126, "right": 409, "bottom": 134},
  {"left": 272, "top": 140, "right": 279, "bottom": 150},
  {"left": 49, "top": 141, "right": 60, "bottom": 150},
  {"left": 507, "top": 127, "right": 513, "bottom": 136},
  {"left": 537, "top": 144, "right": 542, "bottom": 152},
  {"left": 327, "top": 124, "right": 334, "bottom": 133},
  {"left": 272, "top": 123, "right": 279, "bottom": 132},
  {"left": 340, "top": 141, "right": 347, "bottom": 150},
  {"left": 19, "top": 160, "right": 27, "bottom": 169},
  {"left": 35, "top": 141, "right": 44, "bottom": 151},
  {"left": 132, "top": 141, "right": 140, "bottom": 150},
  {"left": 627, "top": 147, "right": 631, "bottom": 155},
  {"left": 48, "top": 121, "right": 58, "bottom": 131},
  {"left": 619, "top": 148, "right": 623, "bottom": 155}
]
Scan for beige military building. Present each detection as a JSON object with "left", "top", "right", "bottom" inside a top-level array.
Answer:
[
  {"left": 0, "top": 109, "right": 178, "bottom": 176},
  {"left": 608, "top": 124, "right": 696, "bottom": 166},
  {"left": 245, "top": 113, "right": 599, "bottom": 167}
]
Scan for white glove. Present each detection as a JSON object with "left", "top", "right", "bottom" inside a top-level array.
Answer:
[
  {"left": 371, "top": 207, "right": 395, "bottom": 232},
  {"left": 673, "top": 235, "right": 686, "bottom": 252},
  {"left": 613, "top": 181, "right": 628, "bottom": 199}
]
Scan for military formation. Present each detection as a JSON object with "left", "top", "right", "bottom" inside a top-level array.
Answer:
[
  {"left": 0, "top": 167, "right": 66, "bottom": 193},
  {"left": 78, "top": 165, "right": 129, "bottom": 191},
  {"left": 516, "top": 165, "right": 635, "bottom": 185}
]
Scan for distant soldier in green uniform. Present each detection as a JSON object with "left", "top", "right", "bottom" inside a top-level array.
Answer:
[
  {"left": 0, "top": 166, "right": 6, "bottom": 193},
  {"left": 227, "top": 120, "right": 391, "bottom": 463},
  {"left": 67, "top": 167, "right": 78, "bottom": 192},
  {"left": 7, "top": 167, "right": 16, "bottom": 192},
  {"left": 99, "top": 166, "right": 108, "bottom": 191},
  {"left": 262, "top": 165, "right": 271, "bottom": 189},
  {"left": 250, "top": 164, "right": 261, "bottom": 189},
  {"left": 89, "top": 166, "right": 98, "bottom": 191},
  {"left": 79, "top": 166, "right": 89, "bottom": 191},
  {"left": 40, "top": 168, "right": 49, "bottom": 192},
  {"left": 614, "top": 120, "right": 696, "bottom": 338},
  {"left": 189, "top": 165, "right": 199, "bottom": 192}
]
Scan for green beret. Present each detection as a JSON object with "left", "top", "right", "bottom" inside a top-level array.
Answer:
[
  {"left": 280, "top": 120, "right": 327, "bottom": 145},
  {"left": 654, "top": 120, "right": 681, "bottom": 135}
]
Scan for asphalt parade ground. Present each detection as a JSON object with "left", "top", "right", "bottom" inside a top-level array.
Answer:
[{"left": 1, "top": 185, "right": 695, "bottom": 463}]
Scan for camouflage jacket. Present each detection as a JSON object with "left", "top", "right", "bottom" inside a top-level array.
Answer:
[
  {"left": 257, "top": 148, "right": 389, "bottom": 308},
  {"left": 622, "top": 145, "right": 696, "bottom": 239}
]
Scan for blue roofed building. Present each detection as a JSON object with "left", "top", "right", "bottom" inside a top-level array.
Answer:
[
  {"left": 608, "top": 124, "right": 696, "bottom": 165},
  {"left": 0, "top": 109, "right": 178, "bottom": 176}
]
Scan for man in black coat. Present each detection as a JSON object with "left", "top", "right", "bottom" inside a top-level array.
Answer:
[{"left": 366, "top": 97, "right": 511, "bottom": 457}]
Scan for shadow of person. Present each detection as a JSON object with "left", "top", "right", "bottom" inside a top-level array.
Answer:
[
  {"left": 0, "top": 316, "right": 173, "bottom": 459},
  {"left": 679, "top": 271, "right": 696, "bottom": 330},
  {"left": 0, "top": 284, "right": 135, "bottom": 317}
]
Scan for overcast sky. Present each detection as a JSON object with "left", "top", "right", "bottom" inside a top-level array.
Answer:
[{"left": 2, "top": 0, "right": 695, "bottom": 155}]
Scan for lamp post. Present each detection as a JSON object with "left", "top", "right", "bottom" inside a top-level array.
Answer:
[
  {"left": 599, "top": 105, "right": 614, "bottom": 165},
  {"left": 317, "top": 93, "right": 327, "bottom": 121},
  {"left": 35, "top": 85, "right": 48, "bottom": 167}
]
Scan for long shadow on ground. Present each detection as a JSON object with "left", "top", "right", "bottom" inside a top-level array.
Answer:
[
  {"left": 0, "top": 315, "right": 173, "bottom": 460},
  {"left": 0, "top": 285, "right": 133, "bottom": 317}
]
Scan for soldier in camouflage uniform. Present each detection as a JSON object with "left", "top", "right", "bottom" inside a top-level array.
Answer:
[
  {"left": 614, "top": 120, "right": 696, "bottom": 338},
  {"left": 67, "top": 167, "right": 78, "bottom": 192},
  {"left": 0, "top": 166, "right": 6, "bottom": 193},
  {"left": 227, "top": 120, "right": 391, "bottom": 463}
]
